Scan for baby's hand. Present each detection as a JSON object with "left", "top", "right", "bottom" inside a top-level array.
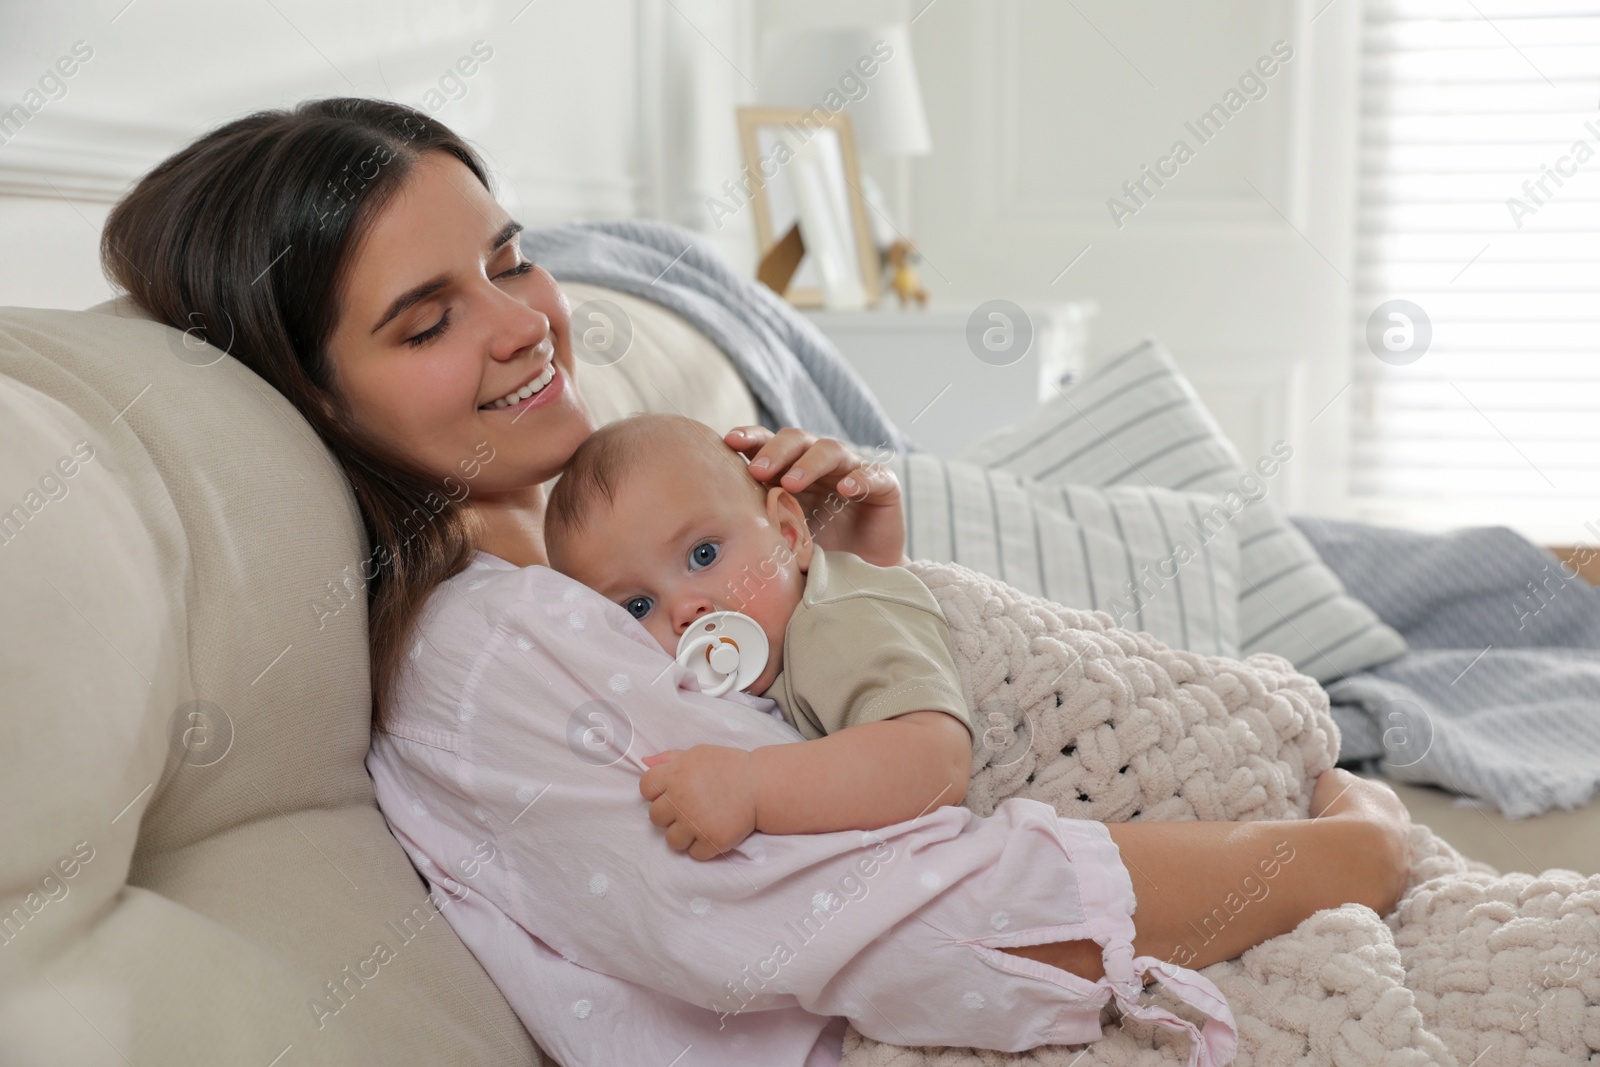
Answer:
[{"left": 640, "top": 745, "right": 760, "bottom": 861}]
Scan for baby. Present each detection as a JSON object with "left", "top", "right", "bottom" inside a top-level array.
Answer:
[{"left": 545, "top": 412, "right": 974, "bottom": 861}]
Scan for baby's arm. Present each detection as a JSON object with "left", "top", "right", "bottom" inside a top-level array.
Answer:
[
  {"left": 644, "top": 557, "right": 973, "bottom": 858},
  {"left": 754, "top": 710, "right": 970, "bottom": 833},
  {"left": 639, "top": 710, "right": 970, "bottom": 859}
]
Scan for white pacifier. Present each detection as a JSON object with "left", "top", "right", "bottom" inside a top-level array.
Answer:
[{"left": 675, "top": 611, "right": 770, "bottom": 697}]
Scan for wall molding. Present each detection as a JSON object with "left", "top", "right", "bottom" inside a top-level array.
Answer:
[
  {"left": 974, "top": 0, "right": 1313, "bottom": 230},
  {"left": 0, "top": 105, "right": 648, "bottom": 218},
  {"left": 497, "top": 168, "right": 646, "bottom": 221},
  {"left": 0, "top": 110, "right": 187, "bottom": 203}
]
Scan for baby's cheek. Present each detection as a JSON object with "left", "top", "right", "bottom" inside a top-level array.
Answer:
[
  {"left": 755, "top": 591, "right": 798, "bottom": 652},
  {"left": 749, "top": 656, "right": 785, "bottom": 698},
  {"left": 755, "top": 646, "right": 785, "bottom": 692},
  {"left": 648, "top": 621, "right": 678, "bottom": 658}
]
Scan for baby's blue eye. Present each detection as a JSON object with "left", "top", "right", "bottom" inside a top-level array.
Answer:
[
  {"left": 624, "top": 596, "right": 653, "bottom": 619},
  {"left": 689, "top": 542, "right": 719, "bottom": 570}
]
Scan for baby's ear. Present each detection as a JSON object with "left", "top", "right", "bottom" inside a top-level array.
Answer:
[{"left": 766, "top": 487, "right": 815, "bottom": 572}]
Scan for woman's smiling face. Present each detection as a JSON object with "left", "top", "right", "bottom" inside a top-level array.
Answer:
[{"left": 325, "top": 150, "right": 596, "bottom": 495}]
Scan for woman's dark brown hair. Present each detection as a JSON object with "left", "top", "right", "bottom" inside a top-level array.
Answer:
[{"left": 101, "top": 97, "right": 491, "bottom": 730}]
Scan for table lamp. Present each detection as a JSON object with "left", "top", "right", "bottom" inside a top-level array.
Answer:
[{"left": 758, "top": 23, "right": 931, "bottom": 246}]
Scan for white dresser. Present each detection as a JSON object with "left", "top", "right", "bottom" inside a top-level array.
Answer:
[{"left": 805, "top": 300, "right": 1098, "bottom": 458}]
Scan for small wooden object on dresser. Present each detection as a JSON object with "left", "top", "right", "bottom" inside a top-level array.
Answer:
[
  {"left": 882, "top": 238, "right": 927, "bottom": 309},
  {"left": 805, "top": 300, "right": 1098, "bottom": 459},
  {"left": 1549, "top": 545, "right": 1600, "bottom": 585}
]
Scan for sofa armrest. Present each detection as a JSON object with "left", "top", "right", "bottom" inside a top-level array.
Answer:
[{"left": 0, "top": 381, "right": 339, "bottom": 1063}]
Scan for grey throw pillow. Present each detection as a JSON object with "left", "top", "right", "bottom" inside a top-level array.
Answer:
[
  {"left": 869, "top": 448, "right": 1242, "bottom": 658},
  {"left": 959, "top": 338, "right": 1407, "bottom": 682}
]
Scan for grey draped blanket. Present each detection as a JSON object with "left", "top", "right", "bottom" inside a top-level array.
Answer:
[
  {"left": 521, "top": 219, "right": 909, "bottom": 453},
  {"left": 1291, "top": 515, "right": 1600, "bottom": 820}
]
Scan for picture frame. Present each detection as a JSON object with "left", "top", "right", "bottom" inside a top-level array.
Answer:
[{"left": 735, "top": 106, "right": 882, "bottom": 309}]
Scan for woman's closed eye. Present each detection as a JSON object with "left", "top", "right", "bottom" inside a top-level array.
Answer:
[
  {"left": 623, "top": 595, "right": 654, "bottom": 620},
  {"left": 405, "top": 309, "right": 452, "bottom": 348},
  {"left": 402, "top": 259, "right": 538, "bottom": 348}
]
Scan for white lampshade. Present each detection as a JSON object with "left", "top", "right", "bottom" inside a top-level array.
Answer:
[{"left": 758, "top": 23, "right": 932, "bottom": 156}]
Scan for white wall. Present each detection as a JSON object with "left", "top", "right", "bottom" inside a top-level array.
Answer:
[
  {"left": 1, "top": 0, "right": 1363, "bottom": 513},
  {"left": 0, "top": 0, "right": 663, "bottom": 301},
  {"left": 903, "top": 0, "right": 1363, "bottom": 515}
]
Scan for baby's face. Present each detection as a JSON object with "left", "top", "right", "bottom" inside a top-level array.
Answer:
[{"left": 552, "top": 451, "right": 810, "bottom": 694}]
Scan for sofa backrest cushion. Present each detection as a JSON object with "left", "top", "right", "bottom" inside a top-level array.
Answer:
[
  {"left": 560, "top": 279, "right": 759, "bottom": 433},
  {"left": 1, "top": 278, "right": 762, "bottom": 1066},
  {"left": 0, "top": 297, "right": 542, "bottom": 1065}
]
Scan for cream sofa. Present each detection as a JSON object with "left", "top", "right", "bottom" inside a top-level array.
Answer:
[
  {"left": 0, "top": 283, "right": 754, "bottom": 1067},
  {"left": 4, "top": 283, "right": 1597, "bottom": 1066}
]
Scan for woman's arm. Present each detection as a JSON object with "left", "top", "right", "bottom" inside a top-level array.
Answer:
[
  {"left": 999, "top": 769, "right": 1413, "bottom": 980},
  {"left": 640, "top": 710, "right": 971, "bottom": 857}
]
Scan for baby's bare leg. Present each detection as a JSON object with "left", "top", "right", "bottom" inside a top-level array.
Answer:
[{"left": 1001, "top": 770, "right": 1412, "bottom": 980}]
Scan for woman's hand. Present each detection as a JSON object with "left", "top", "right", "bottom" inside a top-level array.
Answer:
[
  {"left": 640, "top": 745, "right": 761, "bottom": 861},
  {"left": 724, "top": 426, "right": 907, "bottom": 568}
]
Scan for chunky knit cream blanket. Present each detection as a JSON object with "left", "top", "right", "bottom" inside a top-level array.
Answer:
[{"left": 837, "top": 561, "right": 1600, "bottom": 1067}]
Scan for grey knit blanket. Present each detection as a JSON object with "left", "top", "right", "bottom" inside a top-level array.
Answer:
[
  {"left": 520, "top": 219, "right": 910, "bottom": 453},
  {"left": 1291, "top": 516, "right": 1600, "bottom": 820}
]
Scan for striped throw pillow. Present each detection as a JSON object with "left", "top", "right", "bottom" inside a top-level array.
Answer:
[
  {"left": 959, "top": 339, "right": 1407, "bottom": 682},
  {"left": 880, "top": 450, "right": 1241, "bottom": 657}
]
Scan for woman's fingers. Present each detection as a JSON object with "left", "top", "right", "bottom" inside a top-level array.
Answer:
[
  {"left": 726, "top": 422, "right": 787, "bottom": 470},
  {"left": 726, "top": 426, "right": 885, "bottom": 497},
  {"left": 745, "top": 428, "right": 822, "bottom": 483},
  {"left": 840, "top": 457, "right": 900, "bottom": 504},
  {"left": 836, "top": 465, "right": 870, "bottom": 500},
  {"left": 776, "top": 439, "right": 872, "bottom": 499},
  {"left": 777, "top": 440, "right": 847, "bottom": 492},
  {"left": 723, "top": 425, "right": 779, "bottom": 463},
  {"left": 727, "top": 426, "right": 855, "bottom": 494},
  {"left": 723, "top": 426, "right": 908, "bottom": 565}
]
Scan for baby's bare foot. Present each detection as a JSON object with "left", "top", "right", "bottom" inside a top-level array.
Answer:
[
  {"left": 1310, "top": 768, "right": 1406, "bottom": 824},
  {"left": 1309, "top": 769, "right": 1412, "bottom": 913}
]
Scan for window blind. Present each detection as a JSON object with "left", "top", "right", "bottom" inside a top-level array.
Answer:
[{"left": 1353, "top": 0, "right": 1600, "bottom": 544}]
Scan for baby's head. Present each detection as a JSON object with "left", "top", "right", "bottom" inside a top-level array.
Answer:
[{"left": 546, "top": 413, "right": 813, "bottom": 692}]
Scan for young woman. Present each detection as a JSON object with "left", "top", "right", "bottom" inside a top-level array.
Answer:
[{"left": 99, "top": 98, "right": 1411, "bottom": 1067}]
